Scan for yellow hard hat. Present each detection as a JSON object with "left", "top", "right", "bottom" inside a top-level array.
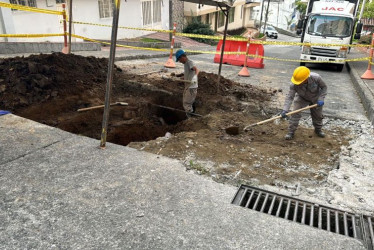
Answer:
[{"left": 291, "top": 66, "right": 310, "bottom": 85}]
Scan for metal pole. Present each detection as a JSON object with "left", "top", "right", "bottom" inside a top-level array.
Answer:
[
  {"left": 259, "top": 0, "right": 265, "bottom": 31},
  {"left": 68, "top": 0, "right": 73, "bottom": 53},
  {"left": 277, "top": 1, "right": 279, "bottom": 27},
  {"left": 217, "top": 7, "right": 230, "bottom": 93},
  {"left": 169, "top": 0, "right": 172, "bottom": 41},
  {"left": 100, "top": 0, "right": 121, "bottom": 148},
  {"left": 358, "top": 0, "right": 366, "bottom": 21},
  {"left": 263, "top": 0, "right": 271, "bottom": 32}
]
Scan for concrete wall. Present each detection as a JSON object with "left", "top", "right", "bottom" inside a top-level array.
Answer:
[
  {"left": 0, "top": 42, "right": 101, "bottom": 54},
  {"left": 0, "top": 0, "right": 16, "bottom": 42},
  {"left": 172, "top": 0, "right": 184, "bottom": 32},
  {"left": 3, "top": 0, "right": 170, "bottom": 42}
]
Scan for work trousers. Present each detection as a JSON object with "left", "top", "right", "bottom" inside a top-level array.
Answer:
[
  {"left": 289, "top": 97, "right": 323, "bottom": 133},
  {"left": 183, "top": 88, "right": 197, "bottom": 113}
]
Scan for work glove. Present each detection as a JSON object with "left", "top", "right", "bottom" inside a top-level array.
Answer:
[
  {"left": 281, "top": 110, "right": 287, "bottom": 118},
  {"left": 317, "top": 100, "right": 324, "bottom": 107},
  {"left": 191, "top": 75, "right": 198, "bottom": 84}
]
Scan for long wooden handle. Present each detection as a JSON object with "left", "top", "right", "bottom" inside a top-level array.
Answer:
[
  {"left": 77, "top": 102, "right": 128, "bottom": 112},
  {"left": 244, "top": 104, "right": 318, "bottom": 130}
]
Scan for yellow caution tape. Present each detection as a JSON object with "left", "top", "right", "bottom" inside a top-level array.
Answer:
[
  {"left": 68, "top": 20, "right": 372, "bottom": 48},
  {"left": 178, "top": 32, "right": 372, "bottom": 48},
  {"left": 72, "top": 33, "right": 369, "bottom": 64},
  {"left": 0, "top": 33, "right": 65, "bottom": 38},
  {"left": 69, "top": 20, "right": 172, "bottom": 33},
  {"left": 71, "top": 34, "right": 170, "bottom": 52},
  {"left": 0, "top": 2, "right": 64, "bottom": 15}
]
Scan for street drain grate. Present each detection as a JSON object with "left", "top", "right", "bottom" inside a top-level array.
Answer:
[{"left": 232, "top": 185, "right": 374, "bottom": 250}]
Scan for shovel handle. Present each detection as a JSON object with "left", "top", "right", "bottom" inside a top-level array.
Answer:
[
  {"left": 77, "top": 102, "right": 128, "bottom": 112},
  {"left": 244, "top": 104, "right": 318, "bottom": 131}
]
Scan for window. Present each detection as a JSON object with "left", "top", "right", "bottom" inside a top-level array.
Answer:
[
  {"left": 250, "top": 6, "right": 259, "bottom": 20},
  {"left": 228, "top": 7, "right": 235, "bottom": 23},
  {"left": 98, "top": 0, "right": 114, "bottom": 18},
  {"left": 307, "top": 15, "right": 353, "bottom": 38},
  {"left": 218, "top": 11, "right": 225, "bottom": 27},
  {"left": 208, "top": 13, "right": 213, "bottom": 25},
  {"left": 153, "top": 0, "right": 161, "bottom": 23},
  {"left": 142, "top": 0, "right": 162, "bottom": 26},
  {"left": 56, "top": 0, "right": 65, "bottom": 3},
  {"left": 10, "top": 0, "right": 37, "bottom": 7}
]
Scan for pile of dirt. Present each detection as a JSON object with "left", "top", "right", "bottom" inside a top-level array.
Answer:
[{"left": 0, "top": 53, "right": 349, "bottom": 188}]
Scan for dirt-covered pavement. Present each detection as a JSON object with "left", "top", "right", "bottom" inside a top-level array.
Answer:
[{"left": 1, "top": 52, "right": 373, "bottom": 215}]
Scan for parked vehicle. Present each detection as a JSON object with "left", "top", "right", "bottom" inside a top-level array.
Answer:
[
  {"left": 296, "top": 0, "right": 361, "bottom": 72},
  {"left": 261, "top": 25, "right": 278, "bottom": 39}
]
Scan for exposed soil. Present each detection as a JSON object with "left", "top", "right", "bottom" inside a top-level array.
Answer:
[{"left": 0, "top": 53, "right": 349, "bottom": 187}]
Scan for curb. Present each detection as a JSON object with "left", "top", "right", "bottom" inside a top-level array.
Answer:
[
  {"left": 346, "top": 62, "right": 374, "bottom": 125},
  {"left": 113, "top": 51, "right": 208, "bottom": 62}
]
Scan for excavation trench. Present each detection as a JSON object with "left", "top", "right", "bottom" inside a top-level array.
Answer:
[{"left": 0, "top": 53, "right": 350, "bottom": 187}]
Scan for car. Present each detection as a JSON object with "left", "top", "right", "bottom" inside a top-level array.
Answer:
[{"left": 261, "top": 25, "right": 278, "bottom": 39}]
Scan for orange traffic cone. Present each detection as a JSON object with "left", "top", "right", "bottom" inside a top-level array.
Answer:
[
  {"left": 361, "top": 34, "right": 374, "bottom": 79},
  {"left": 165, "top": 58, "right": 176, "bottom": 68},
  {"left": 238, "top": 36, "right": 251, "bottom": 77},
  {"left": 164, "top": 23, "right": 177, "bottom": 68},
  {"left": 238, "top": 66, "right": 250, "bottom": 77}
]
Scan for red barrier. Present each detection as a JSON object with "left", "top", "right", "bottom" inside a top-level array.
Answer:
[{"left": 214, "top": 40, "right": 264, "bottom": 69}]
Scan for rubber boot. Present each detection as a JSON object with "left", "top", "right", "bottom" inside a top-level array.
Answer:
[
  {"left": 314, "top": 129, "right": 325, "bottom": 138},
  {"left": 285, "top": 132, "right": 294, "bottom": 140}
]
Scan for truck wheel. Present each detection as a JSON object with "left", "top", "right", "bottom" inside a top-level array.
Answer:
[
  {"left": 300, "top": 62, "right": 306, "bottom": 66},
  {"left": 336, "top": 64, "right": 344, "bottom": 72}
]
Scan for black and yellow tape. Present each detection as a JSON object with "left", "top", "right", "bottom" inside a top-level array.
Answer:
[
  {"left": 68, "top": 20, "right": 172, "bottom": 33},
  {"left": 0, "top": 33, "right": 65, "bottom": 38},
  {"left": 0, "top": 1, "right": 64, "bottom": 15},
  {"left": 71, "top": 33, "right": 370, "bottom": 64}
]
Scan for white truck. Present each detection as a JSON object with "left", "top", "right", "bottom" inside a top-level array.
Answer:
[{"left": 296, "top": 0, "right": 361, "bottom": 71}]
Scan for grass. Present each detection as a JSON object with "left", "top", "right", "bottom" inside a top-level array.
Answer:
[
  {"left": 189, "top": 160, "right": 208, "bottom": 174},
  {"left": 140, "top": 38, "right": 165, "bottom": 43}
]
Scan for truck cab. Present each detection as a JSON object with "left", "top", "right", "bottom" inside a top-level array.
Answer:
[{"left": 298, "top": 0, "right": 360, "bottom": 71}]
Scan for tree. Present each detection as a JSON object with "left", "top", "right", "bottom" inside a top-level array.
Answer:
[
  {"left": 362, "top": 1, "right": 374, "bottom": 18},
  {"left": 295, "top": 0, "right": 307, "bottom": 18}
]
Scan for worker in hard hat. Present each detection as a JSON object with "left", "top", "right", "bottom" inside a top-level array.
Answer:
[
  {"left": 175, "top": 49, "right": 199, "bottom": 117},
  {"left": 281, "top": 66, "right": 327, "bottom": 140}
]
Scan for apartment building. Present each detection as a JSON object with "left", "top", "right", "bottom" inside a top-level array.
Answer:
[{"left": 184, "top": 0, "right": 261, "bottom": 32}]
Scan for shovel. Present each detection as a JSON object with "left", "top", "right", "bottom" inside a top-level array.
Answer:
[
  {"left": 225, "top": 104, "right": 318, "bottom": 135},
  {"left": 77, "top": 102, "right": 128, "bottom": 112},
  {"left": 243, "top": 104, "right": 318, "bottom": 131}
]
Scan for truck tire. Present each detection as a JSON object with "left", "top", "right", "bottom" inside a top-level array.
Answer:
[
  {"left": 300, "top": 62, "right": 306, "bottom": 66},
  {"left": 336, "top": 64, "right": 344, "bottom": 72}
]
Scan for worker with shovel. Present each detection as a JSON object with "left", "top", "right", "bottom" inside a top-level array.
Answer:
[
  {"left": 175, "top": 49, "right": 199, "bottom": 117},
  {"left": 281, "top": 66, "right": 327, "bottom": 140}
]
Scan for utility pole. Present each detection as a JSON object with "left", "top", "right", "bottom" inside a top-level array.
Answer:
[
  {"left": 169, "top": 0, "right": 173, "bottom": 41},
  {"left": 263, "top": 0, "right": 271, "bottom": 32},
  {"left": 100, "top": 0, "right": 122, "bottom": 148}
]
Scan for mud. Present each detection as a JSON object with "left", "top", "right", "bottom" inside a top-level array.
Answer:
[{"left": 0, "top": 53, "right": 349, "bottom": 188}]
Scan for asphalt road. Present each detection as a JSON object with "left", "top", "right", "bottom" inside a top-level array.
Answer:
[{"left": 117, "top": 33, "right": 367, "bottom": 121}]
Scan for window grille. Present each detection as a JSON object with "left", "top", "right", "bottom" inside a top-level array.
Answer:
[
  {"left": 142, "top": 0, "right": 162, "bottom": 26},
  {"left": 10, "top": 0, "right": 37, "bottom": 7},
  {"left": 98, "top": 0, "right": 114, "bottom": 18}
]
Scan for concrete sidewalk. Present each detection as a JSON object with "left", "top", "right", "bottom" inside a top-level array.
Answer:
[
  {"left": 0, "top": 114, "right": 365, "bottom": 249},
  {"left": 347, "top": 48, "right": 374, "bottom": 125}
]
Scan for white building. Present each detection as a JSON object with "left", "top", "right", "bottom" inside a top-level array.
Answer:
[
  {"left": 0, "top": 0, "right": 170, "bottom": 42},
  {"left": 184, "top": 0, "right": 261, "bottom": 32},
  {"left": 259, "top": 0, "right": 298, "bottom": 30}
]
